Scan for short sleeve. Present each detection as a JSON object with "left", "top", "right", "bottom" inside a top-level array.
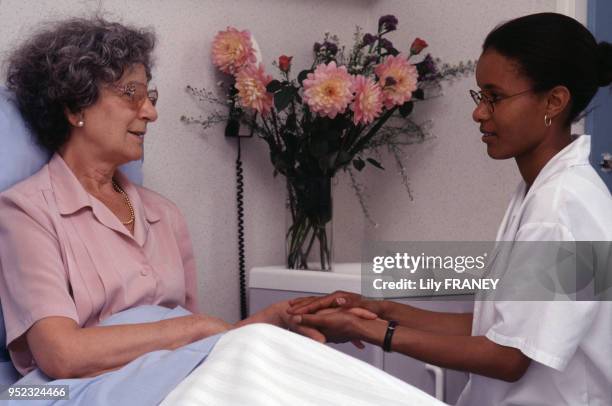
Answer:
[
  {"left": 486, "top": 300, "right": 598, "bottom": 371},
  {"left": 485, "top": 222, "right": 598, "bottom": 371},
  {"left": 0, "top": 191, "right": 79, "bottom": 347},
  {"left": 171, "top": 205, "right": 198, "bottom": 313}
]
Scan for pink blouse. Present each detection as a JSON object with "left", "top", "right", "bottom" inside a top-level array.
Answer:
[{"left": 0, "top": 153, "right": 198, "bottom": 375}]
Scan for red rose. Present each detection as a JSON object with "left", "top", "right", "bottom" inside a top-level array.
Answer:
[
  {"left": 278, "top": 55, "right": 293, "bottom": 73},
  {"left": 410, "top": 38, "right": 428, "bottom": 55}
]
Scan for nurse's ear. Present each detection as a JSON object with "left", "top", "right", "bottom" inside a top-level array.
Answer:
[{"left": 544, "top": 85, "right": 571, "bottom": 125}]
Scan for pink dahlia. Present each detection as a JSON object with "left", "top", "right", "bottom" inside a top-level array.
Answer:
[
  {"left": 350, "top": 75, "right": 383, "bottom": 125},
  {"left": 374, "top": 55, "right": 418, "bottom": 109},
  {"left": 211, "top": 27, "right": 256, "bottom": 75},
  {"left": 302, "top": 62, "right": 354, "bottom": 119},
  {"left": 235, "top": 64, "right": 273, "bottom": 116}
]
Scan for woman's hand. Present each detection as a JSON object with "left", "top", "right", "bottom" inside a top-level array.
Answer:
[
  {"left": 274, "top": 301, "right": 329, "bottom": 343},
  {"left": 291, "top": 307, "right": 385, "bottom": 347},
  {"left": 234, "top": 301, "right": 327, "bottom": 343},
  {"left": 287, "top": 290, "right": 386, "bottom": 318}
]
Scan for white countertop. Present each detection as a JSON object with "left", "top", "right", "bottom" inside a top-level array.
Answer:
[{"left": 249, "top": 263, "right": 363, "bottom": 294}]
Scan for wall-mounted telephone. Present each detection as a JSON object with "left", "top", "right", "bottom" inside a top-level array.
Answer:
[{"left": 225, "top": 94, "right": 255, "bottom": 320}]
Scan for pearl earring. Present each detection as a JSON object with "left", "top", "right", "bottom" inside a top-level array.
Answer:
[{"left": 77, "top": 120, "right": 84, "bottom": 127}]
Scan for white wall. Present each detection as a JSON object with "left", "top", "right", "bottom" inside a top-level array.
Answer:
[
  {"left": 0, "top": 0, "right": 564, "bottom": 322},
  {"left": 363, "top": 0, "right": 557, "bottom": 244}
]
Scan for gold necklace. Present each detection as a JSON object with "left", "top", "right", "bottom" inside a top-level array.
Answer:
[{"left": 112, "top": 180, "right": 135, "bottom": 226}]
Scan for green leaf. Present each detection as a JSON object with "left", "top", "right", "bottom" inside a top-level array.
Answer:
[
  {"left": 326, "top": 151, "right": 339, "bottom": 169},
  {"left": 399, "top": 101, "right": 414, "bottom": 117},
  {"left": 336, "top": 150, "right": 353, "bottom": 166},
  {"left": 274, "top": 87, "right": 295, "bottom": 112},
  {"left": 266, "top": 80, "right": 282, "bottom": 93},
  {"left": 349, "top": 106, "right": 397, "bottom": 155},
  {"left": 297, "top": 69, "right": 313, "bottom": 85},
  {"left": 352, "top": 158, "right": 365, "bottom": 171},
  {"left": 413, "top": 88, "right": 425, "bottom": 100},
  {"left": 367, "top": 158, "right": 384, "bottom": 170},
  {"left": 224, "top": 118, "right": 240, "bottom": 137}
]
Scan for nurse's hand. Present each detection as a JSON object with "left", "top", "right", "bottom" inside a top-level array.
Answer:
[
  {"left": 287, "top": 290, "right": 385, "bottom": 318},
  {"left": 291, "top": 307, "right": 382, "bottom": 346}
]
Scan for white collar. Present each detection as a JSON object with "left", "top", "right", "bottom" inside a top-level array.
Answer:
[
  {"left": 527, "top": 134, "right": 590, "bottom": 197},
  {"left": 494, "top": 135, "right": 590, "bottom": 242}
]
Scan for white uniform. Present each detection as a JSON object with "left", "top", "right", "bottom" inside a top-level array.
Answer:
[{"left": 456, "top": 135, "right": 612, "bottom": 406}]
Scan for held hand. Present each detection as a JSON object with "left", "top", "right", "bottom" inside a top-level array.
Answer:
[
  {"left": 272, "top": 301, "right": 326, "bottom": 343},
  {"left": 233, "top": 300, "right": 327, "bottom": 343},
  {"left": 314, "top": 307, "right": 378, "bottom": 348},
  {"left": 291, "top": 307, "right": 379, "bottom": 345},
  {"left": 315, "top": 307, "right": 378, "bottom": 319},
  {"left": 288, "top": 290, "right": 378, "bottom": 316}
]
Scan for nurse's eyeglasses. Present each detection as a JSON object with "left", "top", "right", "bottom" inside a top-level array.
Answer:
[
  {"left": 469, "top": 88, "right": 534, "bottom": 114},
  {"left": 110, "top": 81, "right": 158, "bottom": 110}
]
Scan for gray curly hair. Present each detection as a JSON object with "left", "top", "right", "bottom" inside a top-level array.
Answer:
[{"left": 5, "top": 17, "right": 156, "bottom": 152}]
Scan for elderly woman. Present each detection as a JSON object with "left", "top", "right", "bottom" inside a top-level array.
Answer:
[
  {"left": 0, "top": 16, "right": 312, "bottom": 400},
  {"left": 0, "top": 17, "right": 447, "bottom": 406}
]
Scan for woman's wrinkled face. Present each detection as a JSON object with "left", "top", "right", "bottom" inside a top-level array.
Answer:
[
  {"left": 79, "top": 63, "right": 158, "bottom": 164},
  {"left": 472, "top": 49, "right": 548, "bottom": 160}
]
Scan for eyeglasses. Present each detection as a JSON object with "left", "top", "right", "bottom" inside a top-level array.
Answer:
[
  {"left": 110, "top": 81, "right": 158, "bottom": 109},
  {"left": 469, "top": 88, "right": 533, "bottom": 113}
]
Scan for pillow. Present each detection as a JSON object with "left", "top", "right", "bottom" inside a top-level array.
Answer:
[
  {"left": 0, "top": 87, "right": 51, "bottom": 191},
  {"left": 0, "top": 86, "right": 143, "bottom": 382}
]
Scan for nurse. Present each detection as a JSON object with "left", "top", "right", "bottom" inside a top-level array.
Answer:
[{"left": 289, "top": 12, "right": 612, "bottom": 406}]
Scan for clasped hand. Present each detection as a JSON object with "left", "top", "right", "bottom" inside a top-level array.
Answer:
[{"left": 283, "top": 291, "right": 386, "bottom": 348}]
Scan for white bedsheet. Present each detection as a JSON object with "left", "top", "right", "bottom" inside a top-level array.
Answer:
[{"left": 162, "top": 323, "right": 446, "bottom": 406}]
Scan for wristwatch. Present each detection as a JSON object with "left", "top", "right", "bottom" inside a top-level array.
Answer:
[{"left": 383, "top": 320, "right": 398, "bottom": 352}]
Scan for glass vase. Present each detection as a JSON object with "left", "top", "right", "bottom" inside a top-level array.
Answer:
[{"left": 285, "top": 176, "right": 333, "bottom": 271}]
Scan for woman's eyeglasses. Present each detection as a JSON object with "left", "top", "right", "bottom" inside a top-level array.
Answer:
[
  {"left": 469, "top": 88, "right": 534, "bottom": 113},
  {"left": 110, "top": 81, "right": 158, "bottom": 109}
]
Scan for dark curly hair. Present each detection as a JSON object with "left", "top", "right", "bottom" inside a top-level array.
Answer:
[
  {"left": 5, "top": 17, "right": 156, "bottom": 152},
  {"left": 483, "top": 12, "right": 612, "bottom": 127}
]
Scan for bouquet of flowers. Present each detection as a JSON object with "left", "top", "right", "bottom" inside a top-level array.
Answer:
[{"left": 183, "top": 15, "right": 474, "bottom": 270}]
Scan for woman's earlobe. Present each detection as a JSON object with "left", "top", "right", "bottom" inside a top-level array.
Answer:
[
  {"left": 65, "top": 108, "right": 85, "bottom": 128},
  {"left": 73, "top": 113, "right": 85, "bottom": 128}
]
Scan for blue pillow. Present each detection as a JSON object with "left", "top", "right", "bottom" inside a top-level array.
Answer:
[
  {"left": 0, "top": 88, "right": 51, "bottom": 191},
  {"left": 0, "top": 86, "right": 143, "bottom": 382}
]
